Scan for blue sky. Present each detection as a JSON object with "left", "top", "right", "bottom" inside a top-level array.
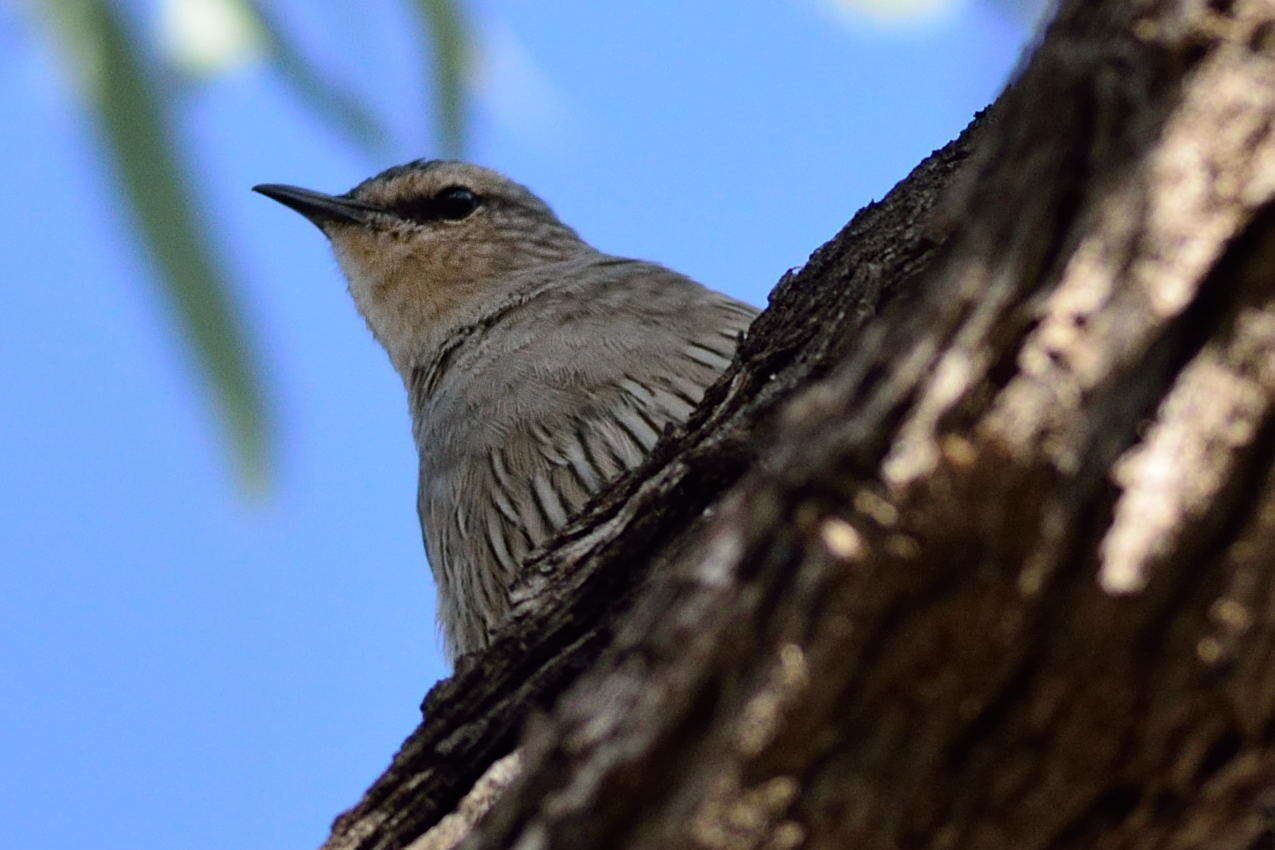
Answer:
[{"left": 1, "top": 2, "right": 1030, "bottom": 847}]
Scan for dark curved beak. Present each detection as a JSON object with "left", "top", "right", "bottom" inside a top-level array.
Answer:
[{"left": 253, "top": 184, "right": 380, "bottom": 228}]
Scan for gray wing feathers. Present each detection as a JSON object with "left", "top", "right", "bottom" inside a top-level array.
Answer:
[{"left": 415, "top": 256, "right": 759, "bottom": 656}]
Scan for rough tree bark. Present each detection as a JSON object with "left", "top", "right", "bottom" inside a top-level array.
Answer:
[{"left": 321, "top": 1, "right": 1275, "bottom": 847}]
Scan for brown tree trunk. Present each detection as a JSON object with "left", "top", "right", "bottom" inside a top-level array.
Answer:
[{"left": 321, "top": 1, "right": 1275, "bottom": 847}]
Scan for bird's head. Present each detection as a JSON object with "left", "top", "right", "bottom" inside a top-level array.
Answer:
[{"left": 255, "top": 160, "right": 588, "bottom": 373}]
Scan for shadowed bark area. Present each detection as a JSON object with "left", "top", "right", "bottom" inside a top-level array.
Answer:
[{"left": 322, "top": 1, "right": 1275, "bottom": 848}]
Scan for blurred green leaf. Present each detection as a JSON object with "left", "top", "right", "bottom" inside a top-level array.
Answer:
[
  {"left": 240, "top": 0, "right": 386, "bottom": 153},
  {"left": 411, "top": 0, "right": 468, "bottom": 156},
  {"left": 37, "top": 0, "right": 271, "bottom": 491}
]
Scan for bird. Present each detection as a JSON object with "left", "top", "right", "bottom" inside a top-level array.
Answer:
[{"left": 255, "top": 160, "right": 758, "bottom": 659}]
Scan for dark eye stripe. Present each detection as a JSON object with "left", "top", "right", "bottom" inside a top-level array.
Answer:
[{"left": 393, "top": 186, "right": 481, "bottom": 223}]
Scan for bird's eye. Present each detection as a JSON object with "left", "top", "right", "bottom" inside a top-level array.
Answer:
[
  {"left": 392, "top": 186, "right": 481, "bottom": 223},
  {"left": 432, "top": 186, "right": 480, "bottom": 220},
  {"left": 390, "top": 187, "right": 479, "bottom": 224}
]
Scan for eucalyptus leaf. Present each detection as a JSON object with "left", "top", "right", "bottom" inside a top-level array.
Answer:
[
  {"left": 411, "top": 0, "right": 468, "bottom": 156},
  {"left": 241, "top": 0, "right": 385, "bottom": 153},
  {"left": 37, "top": 0, "right": 271, "bottom": 491}
]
